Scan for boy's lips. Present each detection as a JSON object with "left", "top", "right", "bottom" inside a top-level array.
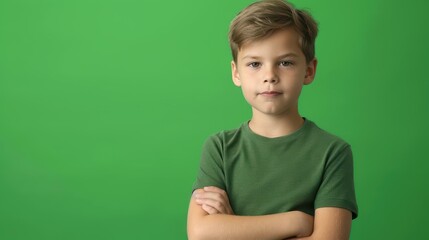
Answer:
[{"left": 259, "top": 91, "right": 282, "bottom": 96}]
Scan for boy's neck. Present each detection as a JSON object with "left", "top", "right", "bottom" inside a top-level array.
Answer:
[{"left": 248, "top": 110, "right": 304, "bottom": 138}]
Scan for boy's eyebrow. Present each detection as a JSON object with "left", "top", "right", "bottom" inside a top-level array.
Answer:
[
  {"left": 241, "top": 53, "right": 299, "bottom": 60},
  {"left": 277, "top": 53, "right": 299, "bottom": 58}
]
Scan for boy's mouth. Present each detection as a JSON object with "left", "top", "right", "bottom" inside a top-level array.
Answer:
[{"left": 259, "top": 91, "right": 282, "bottom": 96}]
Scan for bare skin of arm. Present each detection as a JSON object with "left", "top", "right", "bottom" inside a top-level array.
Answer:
[
  {"left": 287, "top": 207, "right": 352, "bottom": 240},
  {"left": 187, "top": 187, "right": 314, "bottom": 240}
]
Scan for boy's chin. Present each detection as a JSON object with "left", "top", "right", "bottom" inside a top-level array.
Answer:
[{"left": 251, "top": 106, "right": 292, "bottom": 117}]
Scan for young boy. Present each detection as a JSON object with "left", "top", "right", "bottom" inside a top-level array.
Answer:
[{"left": 187, "top": 0, "right": 358, "bottom": 239}]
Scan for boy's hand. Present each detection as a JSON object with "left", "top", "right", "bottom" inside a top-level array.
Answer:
[
  {"left": 193, "top": 186, "right": 235, "bottom": 215},
  {"left": 283, "top": 211, "right": 314, "bottom": 239},
  {"left": 294, "top": 211, "right": 314, "bottom": 238}
]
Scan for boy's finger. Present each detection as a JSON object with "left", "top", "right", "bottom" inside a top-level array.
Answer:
[
  {"left": 196, "top": 198, "right": 226, "bottom": 213},
  {"left": 204, "top": 186, "right": 227, "bottom": 195},
  {"left": 201, "top": 204, "right": 219, "bottom": 215},
  {"left": 195, "top": 191, "right": 226, "bottom": 203},
  {"left": 203, "top": 186, "right": 229, "bottom": 200},
  {"left": 192, "top": 189, "right": 205, "bottom": 198}
]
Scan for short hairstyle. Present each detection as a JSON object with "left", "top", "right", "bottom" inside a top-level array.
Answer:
[{"left": 228, "top": 0, "right": 318, "bottom": 63}]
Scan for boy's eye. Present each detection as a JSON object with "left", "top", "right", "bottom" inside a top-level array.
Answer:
[
  {"left": 248, "top": 62, "right": 261, "bottom": 68},
  {"left": 279, "top": 61, "right": 293, "bottom": 67}
]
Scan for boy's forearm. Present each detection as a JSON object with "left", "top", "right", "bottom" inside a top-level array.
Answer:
[
  {"left": 188, "top": 210, "right": 308, "bottom": 240},
  {"left": 286, "top": 207, "right": 352, "bottom": 240}
]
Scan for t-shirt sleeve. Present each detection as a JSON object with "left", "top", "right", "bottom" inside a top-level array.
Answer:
[
  {"left": 192, "top": 135, "right": 226, "bottom": 192},
  {"left": 314, "top": 145, "right": 358, "bottom": 219}
]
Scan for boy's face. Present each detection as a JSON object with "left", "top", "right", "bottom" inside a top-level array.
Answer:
[{"left": 231, "top": 28, "right": 317, "bottom": 117}]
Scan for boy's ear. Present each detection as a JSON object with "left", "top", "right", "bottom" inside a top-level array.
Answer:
[
  {"left": 304, "top": 58, "right": 318, "bottom": 85},
  {"left": 231, "top": 61, "right": 241, "bottom": 87}
]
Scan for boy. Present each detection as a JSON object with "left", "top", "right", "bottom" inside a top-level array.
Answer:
[{"left": 187, "top": 0, "right": 358, "bottom": 239}]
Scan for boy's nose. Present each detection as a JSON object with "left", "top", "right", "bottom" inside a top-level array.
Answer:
[
  {"left": 263, "top": 67, "right": 279, "bottom": 84},
  {"left": 264, "top": 78, "right": 278, "bottom": 84}
]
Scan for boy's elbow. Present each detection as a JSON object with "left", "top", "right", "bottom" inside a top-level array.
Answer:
[
  {"left": 188, "top": 216, "right": 218, "bottom": 240},
  {"left": 187, "top": 224, "right": 207, "bottom": 240},
  {"left": 187, "top": 197, "right": 219, "bottom": 240},
  {"left": 187, "top": 230, "right": 200, "bottom": 240}
]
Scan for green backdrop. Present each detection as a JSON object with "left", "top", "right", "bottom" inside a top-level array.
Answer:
[{"left": 1, "top": 0, "right": 428, "bottom": 239}]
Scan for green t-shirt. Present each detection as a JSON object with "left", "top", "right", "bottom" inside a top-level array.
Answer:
[{"left": 192, "top": 118, "right": 358, "bottom": 219}]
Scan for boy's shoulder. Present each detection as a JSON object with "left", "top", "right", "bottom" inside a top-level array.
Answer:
[
  {"left": 203, "top": 123, "right": 246, "bottom": 147},
  {"left": 299, "top": 119, "right": 351, "bottom": 155},
  {"left": 307, "top": 120, "right": 350, "bottom": 146}
]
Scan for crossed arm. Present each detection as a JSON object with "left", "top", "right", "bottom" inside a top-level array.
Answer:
[{"left": 187, "top": 186, "right": 352, "bottom": 240}]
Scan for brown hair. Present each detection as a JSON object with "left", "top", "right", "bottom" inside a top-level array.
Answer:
[{"left": 228, "top": 0, "right": 318, "bottom": 63}]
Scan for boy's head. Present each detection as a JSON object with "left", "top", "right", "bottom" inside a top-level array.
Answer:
[{"left": 228, "top": 0, "right": 318, "bottom": 64}]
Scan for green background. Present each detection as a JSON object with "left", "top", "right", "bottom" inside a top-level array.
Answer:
[{"left": 1, "top": 0, "right": 428, "bottom": 239}]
